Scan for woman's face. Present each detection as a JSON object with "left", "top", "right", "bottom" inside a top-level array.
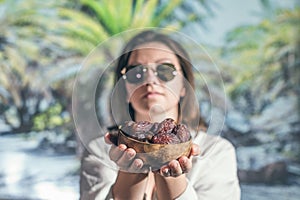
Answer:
[{"left": 124, "top": 42, "right": 186, "bottom": 122}]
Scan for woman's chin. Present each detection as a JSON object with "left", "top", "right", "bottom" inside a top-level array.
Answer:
[{"left": 149, "top": 104, "right": 166, "bottom": 113}]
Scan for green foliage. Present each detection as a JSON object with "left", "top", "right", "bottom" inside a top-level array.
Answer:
[
  {"left": 48, "top": 0, "right": 187, "bottom": 55},
  {"left": 0, "top": 0, "right": 74, "bottom": 133},
  {"left": 33, "top": 103, "right": 70, "bottom": 131},
  {"left": 0, "top": 0, "right": 214, "bottom": 134},
  {"left": 221, "top": 6, "right": 300, "bottom": 105}
]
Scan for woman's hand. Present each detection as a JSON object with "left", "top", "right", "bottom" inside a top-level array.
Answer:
[
  {"left": 104, "top": 132, "right": 148, "bottom": 173},
  {"left": 158, "top": 143, "right": 200, "bottom": 177}
]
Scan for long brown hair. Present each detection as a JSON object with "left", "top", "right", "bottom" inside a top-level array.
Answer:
[{"left": 110, "top": 30, "right": 206, "bottom": 131}]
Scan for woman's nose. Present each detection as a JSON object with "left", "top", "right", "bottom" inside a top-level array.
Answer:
[{"left": 144, "top": 68, "right": 159, "bottom": 84}]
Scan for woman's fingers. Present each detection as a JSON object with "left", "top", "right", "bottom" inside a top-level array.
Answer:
[
  {"left": 160, "top": 165, "right": 171, "bottom": 177},
  {"left": 159, "top": 144, "right": 199, "bottom": 177},
  {"left": 104, "top": 132, "right": 119, "bottom": 145},
  {"left": 159, "top": 160, "right": 183, "bottom": 177},
  {"left": 107, "top": 142, "right": 146, "bottom": 172},
  {"left": 127, "top": 158, "right": 146, "bottom": 173},
  {"left": 179, "top": 156, "right": 192, "bottom": 173},
  {"left": 106, "top": 134, "right": 200, "bottom": 175},
  {"left": 116, "top": 148, "right": 136, "bottom": 168},
  {"left": 106, "top": 132, "right": 134, "bottom": 166},
  {"left": 104, "top": 132, "right": 113, "bottom": 144},
  {"left": 108, "top": 144, "right": 127, "bottom": 162},
  {"left": 159, "top": 158, "right": 191, "bottom": 177},
  {"left": 169, "top": 160, "right": 183, "bottom": 177}
]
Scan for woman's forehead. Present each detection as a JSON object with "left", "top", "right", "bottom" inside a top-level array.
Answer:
[
  {"left": 134, "top": 41, "right": 171, "bottom": 50},
  {"left": 128, "top": 42, "right": 177, "bottom": 63}
]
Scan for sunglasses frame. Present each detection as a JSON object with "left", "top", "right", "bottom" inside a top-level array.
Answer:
[{"left": 121, "top": 63, "right": 179, "bottom": 84}]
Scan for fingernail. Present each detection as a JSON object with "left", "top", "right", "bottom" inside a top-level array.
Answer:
[
  {"left": 179, "top": 160, "right": 186, "bottom": 168},
  {"left": 135, "top": 162, "right": 142, "bottom": 169},
  {"left": 118, "top": 144, "right": 126, "bottom": 150},
  {"left": 132, "top": 158, "right": 142, "bottom": 168},
  {"left": 162, "top": 168, "right": 170, "bottom": 177},
  {"left": 127, "top": 151, "right": 134, "bottom": 158},
  {"left": 170, "top": 161, "right": 179, "bottom": 168},
  {"left": 180, "top": 157, "right": 187, "bottom": 163}
]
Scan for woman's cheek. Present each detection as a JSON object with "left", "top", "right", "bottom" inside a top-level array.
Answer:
[
  {"left": 125, "top": 84, "right": 134, "bottom": 101},
  {"left": 125, "top": 84, "right": 142, "bottom": 102},
  {"left": 166, "top": 79, "right": 184, "bottom": 99}
]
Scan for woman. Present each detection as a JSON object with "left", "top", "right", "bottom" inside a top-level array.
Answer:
[{"left": 80, "top": 30, "right": 241, "bottom": 200}]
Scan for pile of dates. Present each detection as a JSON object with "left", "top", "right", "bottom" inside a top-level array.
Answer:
[{"left": 120, "top": 118, "right": 191, "bottom": 144}]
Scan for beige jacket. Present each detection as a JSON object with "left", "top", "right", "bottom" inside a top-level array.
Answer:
[{"left": 80, "top": 132, "right": 241, "bottom": 200}]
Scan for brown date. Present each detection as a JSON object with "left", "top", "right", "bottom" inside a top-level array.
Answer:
[
  {"left": 174, "top": 124, "right": 191, "bottom": 142},
  {"left": 156, "top": 118, "right": 177, "bottom": 135},
  {"left": 119, "top": 118, "right": 191, "bottom": 144},
  {"left": 151, "top": 133, "right": 181, "bottom": 144},
  {"left": 121, "top": 120, "right": 153, "bottom": 140}
]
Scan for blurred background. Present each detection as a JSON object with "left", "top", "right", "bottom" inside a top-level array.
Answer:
[{"left": 0, "top": 0, "right": 299, "bottom": 199}]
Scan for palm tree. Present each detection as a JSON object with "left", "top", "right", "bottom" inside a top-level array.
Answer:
[
  {"left": 0, "top": 0, "right": 83, "bottom": 134},
  {"left": 48, "top": 0, "right": 213, "bottom": 55},
  {"left": 221, "top": 5, "right": 300, "bottom": 115},
  {"left": 0, "top": 0, "right": 64, "bottom": 134},
  {"left": 0, "top": 0, "right": 215, "bottom": 136}
]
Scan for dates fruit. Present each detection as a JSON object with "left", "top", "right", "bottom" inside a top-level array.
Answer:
[
  {"left": 121, "top": 120, "right": 154, "bottom": 142},
  {"left": 173, "top": 124, "right": 191, "bottom": 143},
  {"left": 120, "top": 118, "right": 191, "bottom": 144},
  {"left": 151, "top": 133, "right": 181, "bottom": 144},
  {"left": 117, "top": 118, "right": 193, "bottom": 170},
  {"left": 156, "top": 118, "right": 177, "bottom": 135}
]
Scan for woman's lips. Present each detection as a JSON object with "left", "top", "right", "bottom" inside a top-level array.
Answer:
[{"left": 143, "top": 92, "right": 163, "bottom": 98}]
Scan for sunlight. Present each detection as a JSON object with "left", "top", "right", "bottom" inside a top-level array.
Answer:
[
  {"left": 34, "top": 182, "right": 78, "bottom": 200},
  {"left": 2, "top": 152, "right": 26, "bottom": 184}
]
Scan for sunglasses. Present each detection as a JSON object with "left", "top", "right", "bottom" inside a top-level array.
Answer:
[{"left": 121, "top": 63, "right": 178, "bottom": 84}]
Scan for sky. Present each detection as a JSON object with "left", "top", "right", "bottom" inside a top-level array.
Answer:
[
  {"left": 188, "top": 0, "right": 297, "bottom": 46},
  {"left": 203, "top": 0, "right": 262, "bottom": 45}
]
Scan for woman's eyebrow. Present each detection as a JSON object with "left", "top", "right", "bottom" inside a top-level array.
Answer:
[
  {"left": 155, "top": 58, "right": 173, "bottom": 63},
  {"left": 127, "top": 58, "right": 174, "bottom": 66},
  {"left": 128, "top": 60, "right": 173, "bottom": 66}
]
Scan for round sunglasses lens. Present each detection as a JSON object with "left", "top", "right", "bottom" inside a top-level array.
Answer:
[
  {"left": 126, "top": 65, "right": 144, "bottom": 83},
  {"left": 157, "top": 64, "right": 176, "bottom": 82}
]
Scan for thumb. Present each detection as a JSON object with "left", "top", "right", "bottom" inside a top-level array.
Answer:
[{"left": 189, "top": 144, "right": 200, "bottom": 157}]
